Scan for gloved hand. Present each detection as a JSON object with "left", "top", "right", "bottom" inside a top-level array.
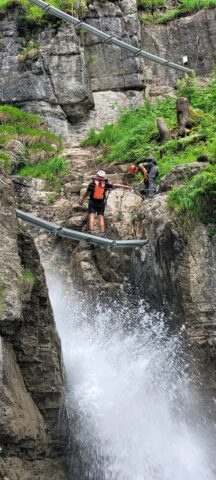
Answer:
[{"left": 79, "top": 199, "right": 83, "bottom": 206}]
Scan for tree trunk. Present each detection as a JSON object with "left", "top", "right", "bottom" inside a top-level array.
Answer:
[
  {"left": 176, "top": 97, "right": 190, "bottom": 136},
  {"left": 157, "top": 117, "right": 171, "bottom": 143}
]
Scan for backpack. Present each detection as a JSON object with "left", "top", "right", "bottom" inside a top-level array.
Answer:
[{"left": 93, "top": 179, "right": 106, "bottom": 200}]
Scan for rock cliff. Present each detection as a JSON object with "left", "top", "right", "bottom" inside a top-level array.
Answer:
[
  {"left": 0, "top": 174, "right": 68, "bottom": 479},
  {"left": 1, "top": 3, "right": 216, "bottom": 139},
  {"left": 141, "top": 9, "right": 216, "bottom": 90}
]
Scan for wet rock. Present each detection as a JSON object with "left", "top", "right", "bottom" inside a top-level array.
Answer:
[{"left": 0, "top": 173, "right": 68, "bottom": 478}]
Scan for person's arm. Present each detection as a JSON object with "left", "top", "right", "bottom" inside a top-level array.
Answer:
[
  {"left": 79, "top": 189, "right": 89, "bottom": 205},
  {"left": 138, "top": 165, "right": 148, "bottom": 179},
  {"left": 112, "top": 183, "right": 131, "bottom": 190}
]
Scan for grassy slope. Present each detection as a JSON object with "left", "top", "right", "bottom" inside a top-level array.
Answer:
[
  {"left": 138, "top": 0, "right": 216, "bottom": 24},
  {"left": 82, "top": 73, "right": 216, "bottom": 224},
  {"left": 0, "top": 105, "right": 67, "bottom": 188},
  {"left": 0, "top": 0, "right": 88, "bottom": 20}
]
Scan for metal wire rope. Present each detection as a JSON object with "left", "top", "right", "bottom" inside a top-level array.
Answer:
[{"left": 28, "top": 0, "right": 194, "bottom": 74}]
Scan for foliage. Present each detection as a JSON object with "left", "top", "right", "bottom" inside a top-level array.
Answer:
[
  {"left": 18, "top": 42, "right": 39, "bottom": 62},
  {"left": 19, "top": 268, "right": 36, "bottom": 288},
  {"left": 0, "top": 0, "right": 88, "bottom": 20},
  {"left": 0, "top": 104, "right": 66, "bottom": 188},
  {"left": 0, "top": 105, "right": 57, "bottom": 168},
  {"left": 0, "top": 105, "right": 43, "bottom": 127},
  {"left": 137, "top": 0, "right": 165, "bottom": 11},
  {"left": 19, "top": 155, "right": 68, "bottom": 188},
  {"left": 82, "top": 97, "right": 177, "bottom": 164},
  {"left": 0, "top": 150, "right": 11, "bottom": 174},
  {"left": 168, "top": 165, "right": 216, "bottom": 223},
  {"left": 138, "top": 0, "right": 216, "bottom": 23}
]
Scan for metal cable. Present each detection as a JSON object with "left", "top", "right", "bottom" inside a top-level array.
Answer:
[
  {"left": 16, "top": 209, "right": 147, "bottom": 248},
  {"left": 28, "top": 0, "right": 194, "bottom": 74}
]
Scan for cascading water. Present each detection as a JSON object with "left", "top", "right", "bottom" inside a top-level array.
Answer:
[{"left": 46, "top": 271, "right": 215, "bottom": 480}]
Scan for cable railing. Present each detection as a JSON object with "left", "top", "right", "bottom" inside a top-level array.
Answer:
[{"left": 29, "top": 0, "right": 194, "bottom": 74}]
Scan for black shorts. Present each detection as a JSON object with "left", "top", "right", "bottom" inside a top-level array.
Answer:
[{"left": 88, "top": 199, "right": 105, "bottom": 215}]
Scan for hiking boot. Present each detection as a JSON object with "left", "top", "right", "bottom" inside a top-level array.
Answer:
[{"left": 99, "top": 232, "right": 107, "bottom": 238}]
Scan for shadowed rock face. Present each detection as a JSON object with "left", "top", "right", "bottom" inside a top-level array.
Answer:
[
  {"left": 84, "top": 0, "right": 143, "bottom": 91},
  {"left": 0, "top": 174, "right": 68, "bottom": 478},
  {"left": 0, "top": 8, "right": 94, "bottom": 138}
]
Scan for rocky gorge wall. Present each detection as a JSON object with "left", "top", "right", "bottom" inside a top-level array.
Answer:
[
  {"left": 1, "top": 3, "right": 216, "bottom": 140},
  {"left": 141, "top": 9, "right": 216, "bottom": 90},
  {"left": 0, "top": 174, "right": 68, "bottom": 479}
]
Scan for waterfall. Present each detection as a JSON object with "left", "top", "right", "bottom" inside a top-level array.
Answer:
[{"left": 46, "top": 271, "right": 215, "bottom": 480}]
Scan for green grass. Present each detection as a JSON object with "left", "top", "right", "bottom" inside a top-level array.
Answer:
[
  {"left": 19, "top": 268, "right": 36, "bottom": 288},
  {"left": 0, "top": 0, "right": 88, "bottom": 20},
  {"left": 139, "top": 0, "right": 216, "bottom": 23},
  {"left": 0, "top": 104, "right": 66, "bottom": 188},
  {"left": 0, "top": 151, "right": 11, "bottom": 174},
  {"left": 19, "top": 155, "right": 68, "bottom": 188},
  {"left": 0, "top": 105, "right": 62, "bottom": 169},
  {"left": 168, "top": 164, "right": 216, "bottom": 224},
  {"left": 0, "top": 105, "right": 43, "bottom": 127},
  {"left": 19, "top": 42, "right": 39, "bottom": 62}
]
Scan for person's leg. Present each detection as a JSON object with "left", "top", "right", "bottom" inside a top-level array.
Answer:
[
  {"left": 98, "top": 214, "right": 105, "bottom": 233},
  {"left": 148, "top": 177, "right": 156, "bottom": 196},
  {"left": 88, "top": 213, "right": 95, "bottom": 232}
]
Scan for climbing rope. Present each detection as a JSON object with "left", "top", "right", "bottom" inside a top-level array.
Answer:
[{"left": 28, "top": 0, "right": 194, "bottom": 74}]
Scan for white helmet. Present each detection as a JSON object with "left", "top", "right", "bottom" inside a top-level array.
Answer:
[{"left": 96, "top": 170, "right": 106, "bottom": 178}]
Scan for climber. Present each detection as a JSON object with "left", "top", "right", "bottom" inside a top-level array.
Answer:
[
  {"left": 129, "top": 162, "right": 148, "bottom": 182},
  {"left": 79, "top": 170, "right": 131, "bottom": 236},
  {"left": 144, "top": 157, "right": 159, "bottom": 197},
  {"left": 129, "top": 157, "right": 159, "bottom": 197}
]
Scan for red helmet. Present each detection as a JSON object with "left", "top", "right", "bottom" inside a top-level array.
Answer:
[{"left": 129, "top": 164, "right": 136, "bottom": 174}]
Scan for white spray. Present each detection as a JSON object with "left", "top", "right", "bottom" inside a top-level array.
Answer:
[{"left": 46, "top": 272, "right": 215, "bottom": 480}]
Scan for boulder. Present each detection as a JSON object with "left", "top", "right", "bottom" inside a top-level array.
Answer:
[{"left": 160, "top": 162, "right": 207, "bottom": 192}]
